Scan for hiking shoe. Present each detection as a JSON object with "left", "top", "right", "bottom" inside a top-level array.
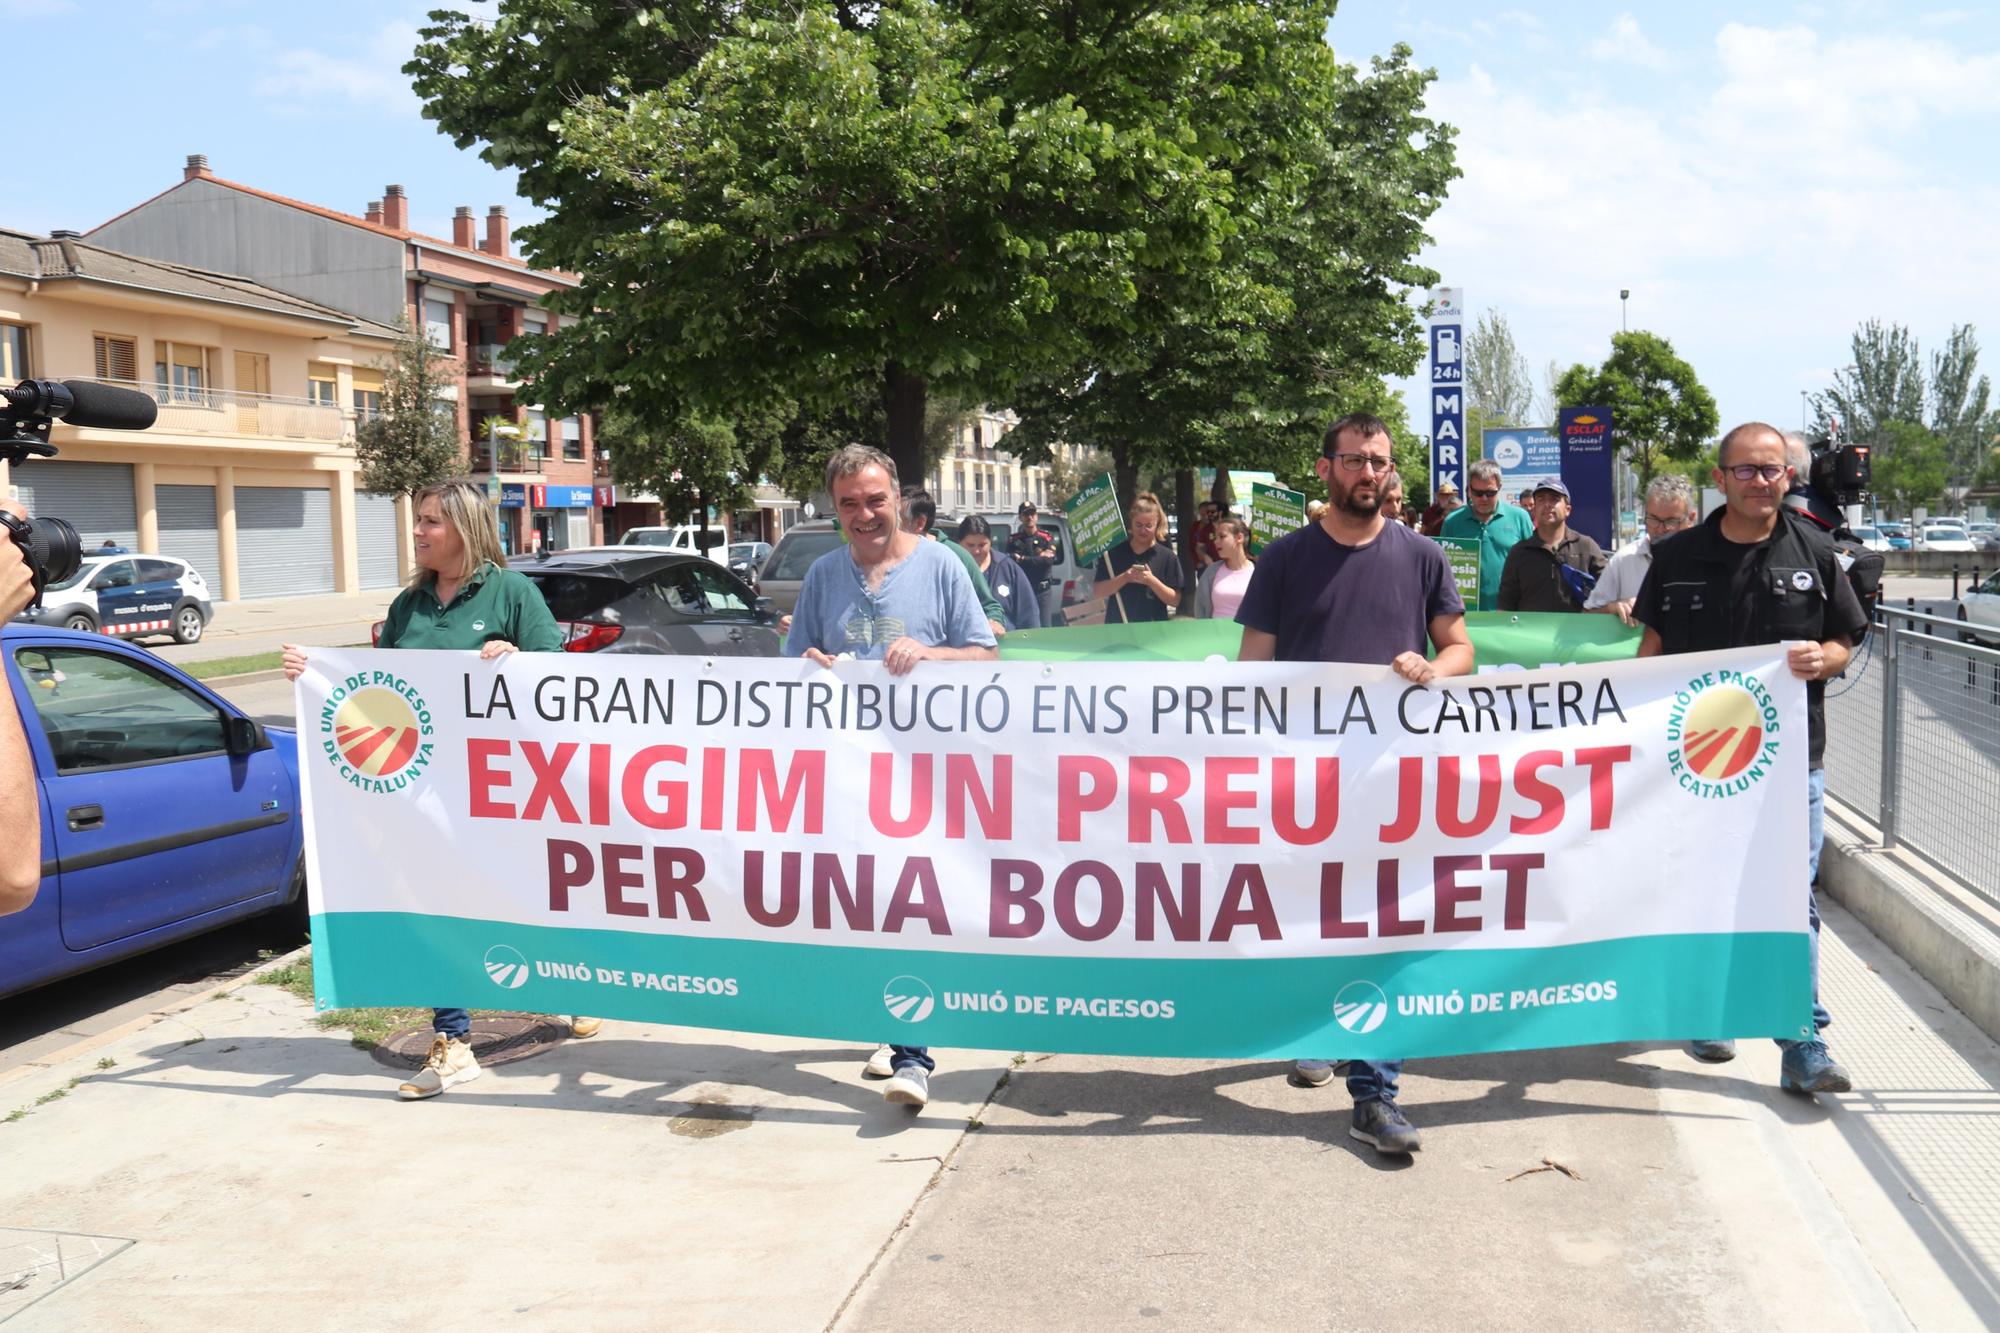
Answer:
[
  {"left": 884, "top": 1065, "right": 930, "bottom": 1107},
  {"left": 398, "top": 1035, "right": 481, "bottom": 1100},
  {"left": 568, "top": 1016, "right": 603, "bottom": 1039},
  {"left": 1350, "top": 1099, "right": 1422, "bottom": 1155},
  {"left": 1780, "top": 1042, "right": 1853, "bottom": 1095},
  {"left": 1689, "top": 1039, "right": 1738, "bottom": 1063},
  {"left": 1294, "top": 1059, "right": 1346, "bottom": 1087},
  {"left": 863, "top": 1045, "right": 896, "bottom": 1079}
]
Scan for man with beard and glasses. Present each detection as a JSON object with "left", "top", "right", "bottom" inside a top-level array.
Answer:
[{"left": 1235, "top": 412, "right": 1474, "bottom": 1156}]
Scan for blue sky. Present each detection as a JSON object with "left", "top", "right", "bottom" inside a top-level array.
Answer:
[{"left": 11, "top": 0, "right": 1999, "bottom": 435}]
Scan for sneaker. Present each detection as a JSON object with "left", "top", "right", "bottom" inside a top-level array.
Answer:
[
  {"left": 883, "top": 1065, "right": 930, "bottom": 1107},
  {"left": 1689, "top": 1039, "right": 1738, "bottom": 1063},
  {"left": 863, "top": 1045, "right": 896, "bottom": 1079},
  {"left": 1780, "top": 1041, "right": 1853, "bottom": 1095},
  {"left": 398, "top": 1035, "right": 481, "bottom": 1100},
  {"left": 1349, "top": 1098, "right": 1422, "bottom": 1155},
  {"left": 1294, "top": 1059, "right": 1347, "bottom": 1087},
  {"left": 568, "top": 1016, "right": 603, "bottom": 1039}
]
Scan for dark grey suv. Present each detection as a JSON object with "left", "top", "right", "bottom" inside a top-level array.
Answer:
[{"left": 521, "top": 549, "right": 782, "bottom": 656}]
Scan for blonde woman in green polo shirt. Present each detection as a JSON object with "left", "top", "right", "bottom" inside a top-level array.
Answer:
[{"left": 283, "top": 479, "right": 595, "bottom": 1099}]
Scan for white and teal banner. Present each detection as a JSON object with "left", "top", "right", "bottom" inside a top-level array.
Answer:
[{"left": 296, "top": 646, "right": 1814, "bottom": 1058}]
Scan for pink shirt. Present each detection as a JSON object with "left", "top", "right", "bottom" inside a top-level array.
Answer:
[{"left": 1210, "top": 562, "right": 1255, "bottom": 621}]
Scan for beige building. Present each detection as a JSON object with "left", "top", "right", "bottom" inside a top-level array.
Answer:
[
  {"left": 927, "top": 407, "right": 1070, "bottom": 515},
  {"left": 0, "top": 228, "right": 405, "bottom": 599}
]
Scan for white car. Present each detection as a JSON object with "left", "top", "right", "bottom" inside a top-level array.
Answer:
[
  {"left": 13, "top": 551, "right": 214, "bottom": 644},
  {"left": 1959, "top": 569, "right": 2000, "bottom": 643},
  {"left": 1918, "top": 523, "right": 1977, "bottom": 553},
  {"left": 1850, "top": 525, "right": 1889, "bottom": 552},
  {"left": 616, "top": 524, "right": 729, "bottom": 564}
]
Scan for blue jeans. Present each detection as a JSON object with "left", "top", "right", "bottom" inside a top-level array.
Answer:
[
  {"left": 1779, "top": 767, "right": 1833, "bottom": 1045},
  {"left": 891, "top": 1045, "right": 934, "bottom": 1073},
  {"left": 1347, "top": 1060, "right": 1402, "bottom": 1105},
  {"left": 434, "top": 1008, "right": 470, "bottom": 1039}
]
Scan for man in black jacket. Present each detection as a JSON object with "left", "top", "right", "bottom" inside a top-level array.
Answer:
[
  {"left": 1497, "top": 479, "right": 1607, "bottom": 612},
  {"left": 1633, "top": 422, "right": 1870, "bottom": 1095}
]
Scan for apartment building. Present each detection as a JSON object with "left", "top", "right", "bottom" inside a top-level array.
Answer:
[
  {"left": 0, "top": 228, "right": 406, "bottom": 599},
  {"left": 89, "top": 156, "right": 603, "bottom": 554},
  {"left": 926, "top": 407, "right": 1066, "bottom": 516}
]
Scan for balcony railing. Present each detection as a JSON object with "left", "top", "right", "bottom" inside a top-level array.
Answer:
[
  {"left": 470, "top": 344, "right": 519, "bottom": 378},
  {"left": 470, "top": 436, "right": 545, "bottom": 473},
  {"left": 66, "top": 377, "right": 348, "bottom": 443}
]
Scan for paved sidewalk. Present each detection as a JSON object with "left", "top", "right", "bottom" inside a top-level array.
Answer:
[
  {"left": 3, "top": 897, "right": 1996, "bottom": 1330},
  {"left": 149, "top": 590, "right": 401, "bottom": 668}
]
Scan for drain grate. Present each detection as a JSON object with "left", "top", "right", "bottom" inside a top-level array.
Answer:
[{"left": 369, "top": 1012, "right": 573, "bottom": 1070}]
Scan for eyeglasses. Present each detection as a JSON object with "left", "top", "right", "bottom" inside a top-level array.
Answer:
[
  {"left": 1724, "top": 464, "right": 1787, "bottom": 483},
  {"left": 1643, "top": 511, "right": 1692, "bottom": 530},
  {"left": 1330, "top": 454, "right": 1395, "bottom": 473},
  {"left": 1468, "top": 487, "right": 1500, "bottom": 498}
]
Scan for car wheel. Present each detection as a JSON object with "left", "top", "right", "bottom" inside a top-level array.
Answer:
[
  {"left": 64, "top": 611, "right": 97, "bottom": 634},
  {"left": 173, "top": 602, "right": 206, "bottom": 644}
]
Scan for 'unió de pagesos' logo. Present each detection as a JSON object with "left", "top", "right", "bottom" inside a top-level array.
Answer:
[
  {"left": 1665, "top": 672, "right": 1780, "bottom": 798},
  {"left": 1333, "top": 981, "right": 1388, "bottom": 1035},
  {"left": 317, "top": 671, "right": 435, "bottom": 794},
  {"left": 484, "top": 945, "right": 532, "bottom": 990},
  {"left": 883, "top": 976, "right": 935, "bottom": 1023}
]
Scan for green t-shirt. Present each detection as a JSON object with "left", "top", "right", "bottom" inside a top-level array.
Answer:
[
  {"left": 380, "top": 561, "right": 564, "bottom": 652},
  {"left": 1440, "top": 503, "right": 1535, "bottom": 612}
]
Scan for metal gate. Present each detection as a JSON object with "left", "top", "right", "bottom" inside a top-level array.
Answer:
[
  {"left": 356, "top": 492, "right": 401, "bottom": 588},
  {"left": 236, "top": 486, "right": 334, "bottom": 598},
  {"left": 156, "top": 484, "right": 221, "bottom": 591},
  {"left": 10, "top": 461, "right": 137, "bottom": 553}
]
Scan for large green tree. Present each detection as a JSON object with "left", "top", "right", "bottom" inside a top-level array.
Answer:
[
  {"left": 1003, "top": 42, "right": 1454, "bottom": 541},
  {"left": 1810, "top": 319, "right": 1926, "bottom": 444},
  {"left": 1461, "top": 307, "right": 1534, "bottom": 426},
  {"left": 411, "top": 0, "right": 1341, "bottom": 489},
  {"left": 355, "top": 320, "right": 463, "bottom": 497},
  {"left": 1869, "top": 420, "right": 1950, "bottom": 512},
  {"left": 1555, "top": 331, "right": 1719, "bottom": 488}
]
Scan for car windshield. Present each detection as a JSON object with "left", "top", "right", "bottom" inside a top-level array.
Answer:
[
  {"left": 622, "top": 530, "right": 673, "bottom": 546},
  {"left": 43, "top": 560, "right": 106, "bottom": 593},
  {"left": 766, "top": 529, "right": 845, "bottom": 580},
  {"left": 1852, "top": 527, "right": 1879, "bottom": 540},
  {"left": 523, "top": 572, "right": 631, "bottom": 620}
]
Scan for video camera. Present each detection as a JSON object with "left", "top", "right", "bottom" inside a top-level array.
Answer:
[
  {"left": 2, "top": 379, "right": 159, "bottom": 606},
  {"left": 1783, "top": 424, "right": 1883, "bottom": 622}
]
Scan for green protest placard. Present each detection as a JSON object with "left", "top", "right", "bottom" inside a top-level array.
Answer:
[
  {"left": 1063, "top": 471, "right": 1126, "bottom": 568},
  {"left": 1436, "top": 536, "right": 1480, "bottom": 607},
  {"left": 1247, "top": 481, "right": 1307, "bottom": 553}
]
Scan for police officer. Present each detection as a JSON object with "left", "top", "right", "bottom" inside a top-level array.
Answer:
[{"left": 1633, "top": 422, "right": 1869, "bottom": 1095}]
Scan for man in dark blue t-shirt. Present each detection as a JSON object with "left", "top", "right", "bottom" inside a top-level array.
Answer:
[{"left": 1236, "top": 414, "right": 1474, "bottom": 1157}]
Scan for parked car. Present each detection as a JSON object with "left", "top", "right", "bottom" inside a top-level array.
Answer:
[
  {"left": 1918, "top": 522, "right": 1976, "bottom": 553},
  {"left": 1965, "top": 521, "right": 1999, "bottom": 552},
  {"left": 1850, "top": 525, "right": 1888, "bottom": 552},
  {"left": 728, "top": 541, "right": 773, "bottom": 568},
  {"left": 616, "top": 524, "right": 729, "bottom": 564},
  {"left": 1877, "top": 522, "right": 1913, "bottom": 551},
  {"left": 11, "top": 551, "right": 212, "bottom": 644},
  {"left": 755, "top": 520, "right": 847, "bottom": 616},
  {"left": 2, "top": 625, "right": 303, "bottom": 999},
  {"left": 519, "top": 548, "right": 781, "bottom": 656},
  {"left": 1959, "top": 568, "right": 2000, "bottom": 644}
]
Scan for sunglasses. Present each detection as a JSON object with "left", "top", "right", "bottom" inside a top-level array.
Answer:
[{"left": 1468, "top": 487, "right": 1500, "bottom": 498}]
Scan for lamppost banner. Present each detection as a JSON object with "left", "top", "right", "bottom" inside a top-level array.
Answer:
[{"left": 299, "top": 644, "right": 1812, "bottom": 1060}]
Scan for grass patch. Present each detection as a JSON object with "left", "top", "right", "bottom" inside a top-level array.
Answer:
[
  {"left": 2, "top": 1107, "right": 25, "bottom": 1124},
  {"left": 96, "top": 1057, "right": 116, "bottom": 1070},
  {"left": 35, "top": 1087, "right": 67, "bottom": 1106},
  {"left": 185, "top": 651, "right": 285, "bottom": 679},
  {"left": 255, "top": 949, "right": 498, "bottom": 1052}
]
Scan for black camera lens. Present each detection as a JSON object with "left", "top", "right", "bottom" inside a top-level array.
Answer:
[{"left": 6, "top": 514, "right": 81, "bottom": 589}]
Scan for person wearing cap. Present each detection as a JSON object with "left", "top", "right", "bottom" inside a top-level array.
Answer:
[
  {"left": 1497, "top": 478, "right": 1607, "bottom": 612},
  {"left": 1418, "top": 479, "right": 1460, "bottom": 536},
  {"left": 1006, "top": 501, "right": 1058, "bottom": 619}
]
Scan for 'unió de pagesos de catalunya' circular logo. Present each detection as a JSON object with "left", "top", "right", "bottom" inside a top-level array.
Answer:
[
  {"left": 1665, "top": 674, "right": 1780, "bottom": 798},
  {"left": 484, "top": 945, "right": 532, "bottom": 990},
  {"left": 883, "top": 976, "right": 935, "bottom": 1024},
  {"left": 317, "top": 673, "right": 435, "bottom": 795},
  {"left": 1333, "top": 981, "right": 1388, "bottom": 1035}
]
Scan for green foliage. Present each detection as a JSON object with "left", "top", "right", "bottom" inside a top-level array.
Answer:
[
  {"left": 1811, "top": 320, "right": 1994, "bottom": 488},
  {"left": 1555, "top": 331, "right": 1719, "bottom": 488},
  {"left": 1870, "top": 420, "right": 1950, "bottom": 511},
  {"left": 1462, "top": 308, "right": 1534, "bottom": 426},
  {"left": 1811, "top": 320, "right": 1926, "bottom": 444},
  {"left": 355, "top": 321, "right": 464, "bottom": 497}
]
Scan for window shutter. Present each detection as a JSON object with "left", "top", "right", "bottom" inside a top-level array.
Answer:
[{"left": 94, "top": 335, "right": 137, "bottom": 382}]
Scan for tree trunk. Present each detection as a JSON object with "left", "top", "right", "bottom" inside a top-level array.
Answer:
[
  {"left": 1110, "top": 441, "right": 1138, "bottom": 513},
  {"left": 883, "top": 362, "right": 928, "bottom": 492},
  {"left": 1175, "top": 467, "right": 1198, "bottom": 593}
]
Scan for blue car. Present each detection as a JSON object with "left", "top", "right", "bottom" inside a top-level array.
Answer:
[{"left": 2, "top": 625, "right": 303, "bottom": 999}]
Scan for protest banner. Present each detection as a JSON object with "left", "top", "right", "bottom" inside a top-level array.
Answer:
[
  {"left": 1063, "top": 472, "right": 1126, "bottom": 569},
  {"left": 300, "top": 642, "right": 1808, "bottom": 1060},
  {"left": 1247, "top": 482, "right": 1307, "bottom": 554},
  {"left": 1436, "top": 536, "right": 1480, "bottom": 607}
]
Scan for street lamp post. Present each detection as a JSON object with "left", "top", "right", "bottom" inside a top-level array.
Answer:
[{"left": 1619, "top": 289, "right": 1629, "bottom": 333}]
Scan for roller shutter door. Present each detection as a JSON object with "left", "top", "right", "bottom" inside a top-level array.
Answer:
[
  {"left": 11, "top": 461, "right": 137, "bottom": 552},
  {"left": 236, "top": 486, "right": 334, "bottom": 598},
  {"left": 356, "top": 492, "right": 401, "bottom": 588},
  {"left": 156, "top": 484, "right": 221, "bottom": 591}
]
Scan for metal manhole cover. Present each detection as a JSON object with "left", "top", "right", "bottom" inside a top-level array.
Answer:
[{"left": 370, "top": 1013, "right": 572, "bottom": 1069}]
